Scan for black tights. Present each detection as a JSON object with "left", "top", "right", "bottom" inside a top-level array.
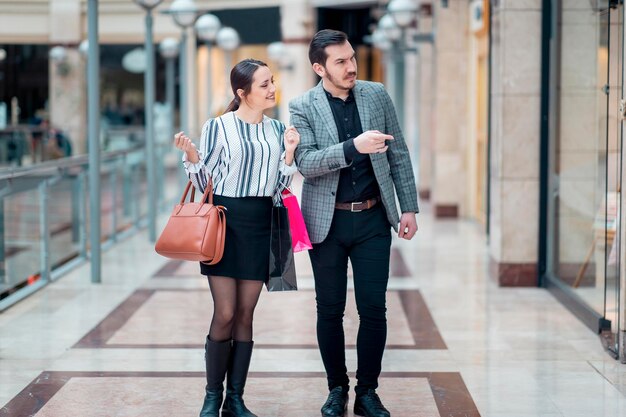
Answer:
[{"left": 207, "top": 276, "right": 263, "bottom": 342}]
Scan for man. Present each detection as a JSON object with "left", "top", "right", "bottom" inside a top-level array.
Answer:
[{"left": 289, "top": 30, "right": 419, "bottom": 417}]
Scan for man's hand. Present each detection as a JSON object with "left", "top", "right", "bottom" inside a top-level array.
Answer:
[
  {"left": 353, "top": 130, "right": 394, "bottom": 154},
  {"left": 398, "top": 212, "right": 418, "bottom": 240},
  {"left": 174, "top": 131, "right": 199, "bottom": 164}
]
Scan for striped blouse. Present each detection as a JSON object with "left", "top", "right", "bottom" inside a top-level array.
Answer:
[{"left": 183, "top": 112, "right": 297, "bottom": 197}]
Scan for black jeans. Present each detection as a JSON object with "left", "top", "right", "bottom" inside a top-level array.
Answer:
[{"left": 309, "top": 204, "right": 392, "bottom": 395}]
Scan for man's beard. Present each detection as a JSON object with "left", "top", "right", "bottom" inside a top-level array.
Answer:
[{"left": 326, "top": 70, "right": 357, "bottom": 91}]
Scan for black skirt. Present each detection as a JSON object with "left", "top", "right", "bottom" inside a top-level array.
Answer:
[{"left": 200, "top": 195, "right": 273, "bottom": 281}]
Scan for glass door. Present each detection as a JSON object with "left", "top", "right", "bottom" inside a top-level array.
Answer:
[
  {"left": 547, "top": 0, "right": 622, "bottom": 353},
  {"left": 602, "top": 1, "right": 623, "bottom": 357}
]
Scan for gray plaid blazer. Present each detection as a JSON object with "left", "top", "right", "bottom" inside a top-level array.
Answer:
[{"left": 289, "top": 80, "right": 419, "bottom": 244}]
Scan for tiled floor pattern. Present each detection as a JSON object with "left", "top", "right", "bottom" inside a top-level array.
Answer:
[
  {"left": 73, "top": 287, "right": 445, "bottom": 349},
  {"left": 3, "top": 372, "right": 478, "bottom": 417},
  {"left": 1, "top": 237, "right": 479, "bottom": 416},
  {"left": 2, "top": 196, "right": 626, "bottom": 416}
]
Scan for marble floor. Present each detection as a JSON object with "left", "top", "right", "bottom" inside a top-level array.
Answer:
[{"left": 1, "top": 195, "right": 626, "bottom": 416}]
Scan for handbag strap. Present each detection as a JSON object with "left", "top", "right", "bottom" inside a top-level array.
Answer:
[
  {"left": 180, "top": 181, "right": 193, "bottom": 204},
  {"left": 193, "top": 178, "right": 214, "bottom": 215},
  {"left": 180, "top": 178, "right": 215, "bottom": 205},
  {"left": 203, "top": 177, "right": 214, "bottom": 204},
  {"left": 200, "top": 205, "right": 227, "bottom": 266}
]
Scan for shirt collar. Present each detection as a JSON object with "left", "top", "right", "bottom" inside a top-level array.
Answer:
[{"left": 324, "top": 88, "right": 355, "bottom": 102}]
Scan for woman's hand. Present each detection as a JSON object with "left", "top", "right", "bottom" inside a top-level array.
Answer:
[
  {"left": 174, "top": 131, "right": 200, "bottom": 164},
  {"left": 284, "top": 126, "right": 300, "bottom": 153},
  {"left": 283, "top": 126, "right": 300, "bottom": 167}
]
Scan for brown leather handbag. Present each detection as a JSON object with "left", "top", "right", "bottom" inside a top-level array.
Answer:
[{"left": 155, "top": 180, "right": 226, "bottom": 265}]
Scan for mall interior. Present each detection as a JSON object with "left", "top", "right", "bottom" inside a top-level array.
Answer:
[{"left": 1, "top": 0, "right": 626, "bottom": 415}]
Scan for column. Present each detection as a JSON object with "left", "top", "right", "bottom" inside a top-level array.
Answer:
[
  {"left": 432, "top": 1, "right": 469, "bottom": 217},
  {"left": 187, "top": 27, "right": 199, "bottom": 137},
  {"left": 403, "top": 26, "right": 418, "bottom": 177},
  {"left": 49, "top": 49, "right": 87, "bottom": 155},
  {"left": 416, "top": 13, "right": 434, "bottom": 201},
  {"left": 278, "top": 0, "right": 315, "bottom": 124},
  {"left": 489, "top": 1, "right": 542, "bottom": 286},
  {"left": 49, "top": 0, "right": 86, "bottom": 154}
]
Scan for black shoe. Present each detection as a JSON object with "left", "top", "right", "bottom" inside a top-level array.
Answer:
[
  {"left": 353, "top": 390, "right": 390, "bottom": 417},
  {"left": 321, "top": 386, "right": 349, "bottom": 417}
]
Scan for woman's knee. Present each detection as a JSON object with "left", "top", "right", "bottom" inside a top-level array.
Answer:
[
  {"left": 213, "top": 307, "right": 236, "bottom": 327},
  {"left": 234, "top": 307, "right": 255, "bottom": 327}
]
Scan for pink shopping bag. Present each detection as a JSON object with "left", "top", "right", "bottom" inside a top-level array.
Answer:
[{"left": 281, "top": 188, "right": 313, "bottom": 252}]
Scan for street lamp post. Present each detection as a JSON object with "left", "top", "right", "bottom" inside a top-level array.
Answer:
[
  {"left": 267, "top": 41, "right": 295, "bottom": 121},
  {"left": 267, "top": 41, "right": 294, "bottom": 71},
  {"left": 79, "top": 40, "right": 89, "bottom": 57},
  {"left": 378, "top": 13, "right": 404, "bottom": 131},
  {"left": 159, "top": 38, "right": 179, "bottom": 147},
  {"left": 159, "top": 37, "right": 179, "bottom": 207},
  {"left": 388, "top": 0, "right": 419, "bottom": 28},
  {"left": 164, "top": 0, "right": 198, "bottom": 136},
  {"left": 216, "top": 27, "right": 240, "bottom": 108},
  {"left": 370, "top": 29, "right": 393, "bottom": 102},
  {"left": 377, "top": 0, "right": 420, "bottom": 142},
  {"left": 133, "top": 0, "right": 163, "bottom": 243},
  {"left": 87, "top": 0, "right": 101, "bottom": 282},
  {"left": 49, "top": 46, "right": 67, "bottom": 64},
  {"left": 383, "top": 0, "right": 430, "bottom": 178},
  {"left": 195, "top": 14, "right": 221, "bottom": 118}
]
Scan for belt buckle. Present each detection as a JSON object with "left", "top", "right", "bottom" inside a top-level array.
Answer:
[{"left": 351, "top": 201, "right": 363, "bottom": 212}]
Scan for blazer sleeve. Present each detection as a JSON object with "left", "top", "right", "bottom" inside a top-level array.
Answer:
[
  {"left": 290, "top": 96, "right": 352, "bottom": 179},
  {"left": 378, "top": 84, "right": 419, "bottom": 213}
]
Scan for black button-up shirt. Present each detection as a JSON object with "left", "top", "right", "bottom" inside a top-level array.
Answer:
[{"left": 325, "top": 89, "right": 380, "bottom": 204}]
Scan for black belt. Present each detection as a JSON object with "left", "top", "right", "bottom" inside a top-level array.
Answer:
[{"left": 335, "top": 196, "right": 380, "bottom": 212}]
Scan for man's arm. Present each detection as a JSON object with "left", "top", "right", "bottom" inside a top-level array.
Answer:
[
  {"left": 289, "top": 97, "right": 351, "bottom": 179},
  {"left": 379, "top": 84, "right": 419, "bottom": 214}
]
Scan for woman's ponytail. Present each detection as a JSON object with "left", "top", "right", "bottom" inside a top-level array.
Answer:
[{"left": 225, "top": 97, "right": 240, "bottom": 113}]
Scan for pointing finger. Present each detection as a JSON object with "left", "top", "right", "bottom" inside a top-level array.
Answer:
[{"left": 375, "top": 133, "right": 394, "bottom": 141}]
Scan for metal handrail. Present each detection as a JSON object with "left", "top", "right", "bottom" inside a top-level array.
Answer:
[{"left": 0, "top": 144, "right": 145, "bottom": 181}]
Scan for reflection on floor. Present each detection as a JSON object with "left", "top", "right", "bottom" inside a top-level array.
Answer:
[{"left": 1, "top": 200, "right": 626, "bottom": 416}]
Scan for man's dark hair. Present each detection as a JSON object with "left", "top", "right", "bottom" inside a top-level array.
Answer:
[{"left": 308, "top": 29, "right": 349, "bottom": 66}]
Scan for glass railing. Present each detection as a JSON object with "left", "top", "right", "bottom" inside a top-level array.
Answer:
[{"left": 0, "top": 138, "right": 180, "bottom": 311}]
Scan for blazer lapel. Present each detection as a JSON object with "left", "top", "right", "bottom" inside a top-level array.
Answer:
[
  {"left": 313, "top": 82, "right": 339, "bottom": 144},
  {"left": 355, "top": 82, "right": 384, "bottom": 165},
  {"left": 354, "top": 81, "right": 371, "bottom": 132}
]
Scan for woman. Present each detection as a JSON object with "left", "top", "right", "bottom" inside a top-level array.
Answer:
[{"left": 175, "top": 59, "right": 300, "bottom": 417}]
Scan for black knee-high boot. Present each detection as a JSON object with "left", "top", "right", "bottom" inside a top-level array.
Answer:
[
  {"left": 199, "top": 337, "right": 231, "bottom": 417},
  {"left": 221, "top": 340, "right": 258, "bottom": 417}
]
